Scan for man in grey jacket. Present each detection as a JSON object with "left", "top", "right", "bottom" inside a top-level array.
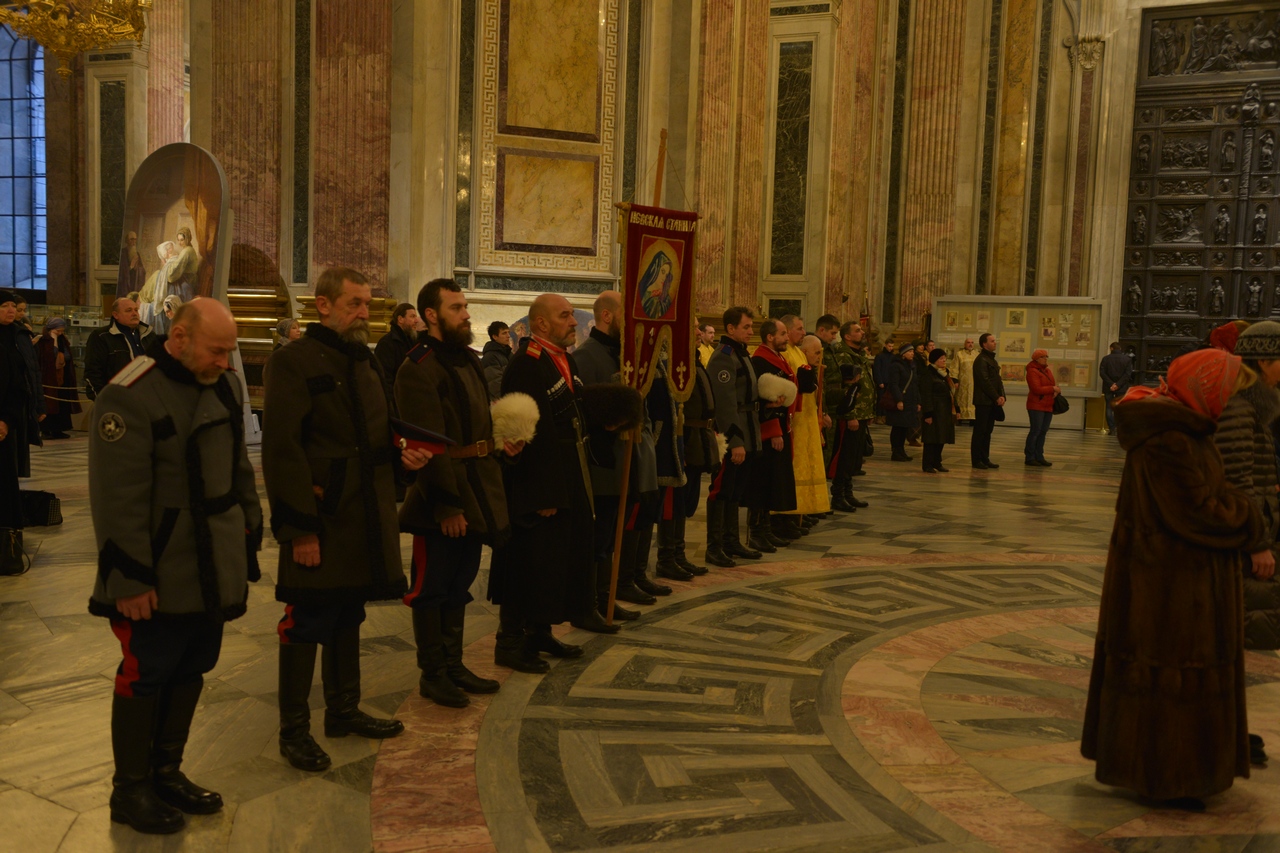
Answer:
[{"left": 87, "top": 299, "right": 262, "bottom": 835}]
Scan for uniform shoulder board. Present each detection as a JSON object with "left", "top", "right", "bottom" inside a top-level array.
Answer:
[
  {"left": 718, "top": 344, "right": 733, "bottom": 354},
  {"left": 407, "top": 343, "right": 432, "bottom": 364},
  {"left": 110, "top": 356, "right": 156, "bottom": 388},
  {"left": 526, "top": 341, "right": 544, "bottom": 359}
]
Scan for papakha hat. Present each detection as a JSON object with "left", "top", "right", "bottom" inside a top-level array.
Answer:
[{"left": 1235, "top": 320, "right": 1280, "bottom": 357}]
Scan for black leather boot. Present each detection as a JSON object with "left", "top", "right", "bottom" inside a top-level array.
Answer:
[
  {"left": 278, "top": 643, "right": 331, "bottom": 772},
  {"left": 843, "top": 480, "right": 869, "bottom": 508},
  {"left": 614, "top": 529, "right": 657, "bottom": 604},
  {"left": 527, "top": 625, "right": 583, "bottom": 659},
  {"left": 830, "top": 477, "right": 856, "bottom": 513},
  {"left": 724, "top": 504, "right": 762, "bottom": 559},
  {"left": 151, "top": 678, "right": 223, "bottom": 815},
  {"left": 655, "top": 559, "right": 694, "bottom": 580},
  {"left": 661, "top": 512, "right": 706, "bottom": 575},
  {"left": 747, "top": 509, "right": 778, "bottom": 553},
  {"left": 703, "top": 501, "right": 736, "bottom": 568},
  {"left": 322, "top": 627, "right": 405, "bottom": 739},
  {"left": 572, "top": 608, "right": 623, "bottom": 634},
  {"left": 443, "top": 606, "right": 499, "bottom": 694},
  {"left": 412, "top": 606, "right": 470, "bottom": 708},
  {"left": 110, "top": 694, "right": 185, "bottom": 834},
  {"left": 495, "top": 629, "right": 552, "bottom": 671}
]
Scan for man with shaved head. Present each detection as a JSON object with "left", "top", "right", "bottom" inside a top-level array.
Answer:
[
  {"left": 85, "top": 296, "right": 153, "bottom": 399},
  {"left": 489, "top": 292, "right": 644, "bottom": 670},
  {"left": 87, "top": 297, "right": 263, "bottom": 834}
]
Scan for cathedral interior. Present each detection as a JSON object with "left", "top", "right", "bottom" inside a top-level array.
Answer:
[{"left": 2, "top": 0, "right": 1280, "bottom": 850}]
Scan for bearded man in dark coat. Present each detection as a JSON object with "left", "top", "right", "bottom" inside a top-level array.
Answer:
[
  {"left": 395, "top": 278, "right": 532, "bottom": 708},
  {"left": 1082, "top": 349, "right": 1265, "bottom": 811},
  {"left": 488, "top": 294, "right": 641, "bottom": 672},
  {"left": 747, "top": 319, "right": 807, "bottom": 551},
  {"left": 262, "top": 267, "right": 430, "bottom": 772}
]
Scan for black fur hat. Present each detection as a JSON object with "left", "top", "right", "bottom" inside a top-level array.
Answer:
[{"left": 579, "top": 383, "right": 645, "bottom": 431}]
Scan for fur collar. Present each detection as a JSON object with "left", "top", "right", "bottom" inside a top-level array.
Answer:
[
  {"left": 1239, "top": 379, "right": 1280, "bottom": 428},
  {"left": 306, "top": 321, "right": 372, "bottom": 361},
  {"left": 1116, "top": 397, "right": 1215, "bottom": 450}
]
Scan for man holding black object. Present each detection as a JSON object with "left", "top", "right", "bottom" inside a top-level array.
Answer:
[
  {"left": 395, "top": 278, "right": 535, "bottom": 707},
  {"left": 970, "top": 332, "right": 1006, "bottom": 469},
  {"left": 262, "top": 267, "right": 430, "bottom": 772}
]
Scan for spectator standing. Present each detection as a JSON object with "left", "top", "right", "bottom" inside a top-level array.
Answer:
[
  {"left": 480, "top": 321, "right": 512, "bottom": 401},
  {"left": 970, "top": 333, "right": 1006, "bottom": 469},
  {"left": 10, "top": 295, "right": 42, "bottom": 475},
  {"left": 274, "top": 318, "right": 300, "bottom": 350},
  {"left": 84, "top": 298, "right": 151, "bottom": 400},
  {"left": 872, "top": 338, "right": 896, "bottom": 397},
  {"left": 886, "top": 346, "right": 920, "bottom": 461},
  {"left": 0, "top": 289, "right": 28, "bottom": 570},
  {"left": 696, "top": 323, "right": 717, "bottom": 366},
  {"left": 1098, "top": 342, "right": 1134, "bottom": 436},
  {"left": 35, "top": 318, "right": 81, "bottom": 439},
  {"left": 374, "top": 302, "right": 420, "bottom": 404},
  {"left": 1024, "top": 349, "right": 1060, "bottom": 466},
  {"left": 918, "top": 349, "right": 956, "bottom": 473},
  {"left": 1082, "top": 348, "right": 1264, "bottom": 812}
]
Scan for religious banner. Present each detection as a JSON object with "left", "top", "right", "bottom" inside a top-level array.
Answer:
[{"left": 616, "top": 202, "right": 699, "bottom": 401}]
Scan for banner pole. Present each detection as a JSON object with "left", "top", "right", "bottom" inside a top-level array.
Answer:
[{"left": 653, "top": 129, "right": 668, "bottom": 207}]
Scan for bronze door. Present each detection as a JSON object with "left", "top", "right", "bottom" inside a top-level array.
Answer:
[{"left": 1122, "top": 3, "right": 1280, "bottom": 384}]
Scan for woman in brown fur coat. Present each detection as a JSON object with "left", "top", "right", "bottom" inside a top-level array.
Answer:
[{"left": 1082, "top": 348, "right": 1265, "bottom": 811}]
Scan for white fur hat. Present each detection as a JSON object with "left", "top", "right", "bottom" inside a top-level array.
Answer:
[
  {"left": 490, "top": 392, "right": 539, "bottom": 445},
  {"left": 757, "top": 372, "right": 798, "bottom": 407}
]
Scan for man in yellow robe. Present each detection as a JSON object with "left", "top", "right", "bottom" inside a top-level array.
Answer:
[
  {"left": 780, "top": 318, "right": 830, "bottom": 525},
  {"left": 952, "top": 337, "right": 978, "bottom": 422}
]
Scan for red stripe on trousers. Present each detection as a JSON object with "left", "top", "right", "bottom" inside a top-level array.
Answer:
[
  {"left": 277, "top": 604, "right": 296, "bottom": 645},
  {"left": 111, "top": 620, "right": 140, "bottom": 697},
  {"left": 625, "top": 501, "right": 641, "bottom": 531},
  {"left": 661, "top": 486, "right": 675, "bottom": 521},
  {"left": 707, "top": 464, "right": 727, "bottom": 502},
  {"left": 827, "top": 421, "right": 847, "bottom": 479},
  {"left": 403, "top": 535, "right": 428, "bottom": 607}
]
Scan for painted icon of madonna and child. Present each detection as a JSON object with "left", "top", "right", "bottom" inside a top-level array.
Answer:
[
  {"left": 636, "top": 240, "right": 683, "bottom": 321},
  {"left": 138, "top": 227, "right": 201, "bottom": 335}
]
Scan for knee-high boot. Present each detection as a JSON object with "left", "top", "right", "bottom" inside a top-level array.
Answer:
[
  {"left": 151, "top": 678, "right": 222, "bottom": 814},
  {"left": 495, "top": 606, "right": 551, "bottom": 672},
  {"left": 703, "top": 501, "right": 735, "bottom": 568},
  {"left": 411, "top": 605, "right": 469, "bottom": 707},
  {"left": 723, "top": 504, "right": 762, "bottom": 559},
  {"left": 110, "top": 694, "right": 185, "bottom": 834},
  {"left": 278, "top": 642, "right": 331, "bottom": 772},
  {"left": 615, "top": 528, "right": 657, "bottom": 603},
  {"left": 442, "top": 606, "right": 499, "bottom": 694},
  {"left": 747, "top": 508, "right": 777, "bottom": 553},
  {"left": 321, "top": 626, "right": 405, "bottom": 739}
]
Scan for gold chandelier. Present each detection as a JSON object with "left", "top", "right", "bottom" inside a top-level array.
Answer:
[{"left": 0, "top": 1, "right": 151, "bottom": 76}]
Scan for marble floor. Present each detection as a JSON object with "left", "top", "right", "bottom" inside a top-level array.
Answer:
[{"left": 2, "top": 425, "right": 1277, "bottom": 852}]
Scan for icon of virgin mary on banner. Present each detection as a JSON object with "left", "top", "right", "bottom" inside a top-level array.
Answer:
[{"left": 617, "top": 202, "right": 698, "bottom": 400}]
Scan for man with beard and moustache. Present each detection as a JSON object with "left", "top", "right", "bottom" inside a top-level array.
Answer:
[
  {"left": 262, "top": 267, "right": 430, "bottom": 772},
  {"left": 85, "top": 299, "right": 262, "bottom": 834},
  {"left": 374, "top": 302, "right": 422, "bottom": 405},
  {"left": 575, "top": 291, "right": 668, "bottom": 612},
  {"left": 395, "top": 279, "right": 532, "bottom": 707},
  {"left": 489, "top": 294, "right": 642, "bottom": 671},
  {"left": 747, "top": 319, "right": 808, "bottom": 549},
  {"left": 706, "top": 307, "right": 764, "bottom": 566}
]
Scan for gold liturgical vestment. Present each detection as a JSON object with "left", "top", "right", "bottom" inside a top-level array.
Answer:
[
  {"left": 783, "top": 346, "right": 831, "bottom": 515},
  {"left": 953, "top": 346, "right": 978, "bottom": 420}
]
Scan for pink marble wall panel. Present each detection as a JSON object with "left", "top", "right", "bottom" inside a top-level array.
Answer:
[
  {"left": 693, "top": 0, "right": 736, "bottom": 314},
  {"left": 312, "top": 0, "right": 392, "bottom": 292},
  {"left": 1066, "top": 66, "right": 1095, "bottom": 297},
  {"left": 898, "top": 0, "right": 967, "bottom": 321},
  {"left": 211, "top": 0, "right": 283, "bottom": 265},
  {"left": 147, "top": 0, "right": 185, "bottom": 151},
  {"left": 728, "top": 1, "right": 769, "bottom": 311}
]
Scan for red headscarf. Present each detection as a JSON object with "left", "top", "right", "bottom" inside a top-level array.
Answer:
[
  {"left": 1116, "top": 348, "right": 1241, "bottom": 420},
  {"left": 1208, "top": 320, "right": 1245, "bottom": 353}
]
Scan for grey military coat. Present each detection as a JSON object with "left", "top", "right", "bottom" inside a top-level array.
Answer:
[
  {"left": 88, "top": 347, "right": 262, "bottom": 621},
  {"left": 706, "top": 336, "right": 762, "bottom": 454}
]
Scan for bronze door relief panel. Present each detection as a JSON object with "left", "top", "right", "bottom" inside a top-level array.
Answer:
[{"left": 1122, "top": 2, "right": 1280, "bottom": 383}]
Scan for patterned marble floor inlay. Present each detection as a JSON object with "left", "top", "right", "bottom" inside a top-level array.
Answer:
[{"left": 3, "top": 427, "right": 1278, "bottom": 852}]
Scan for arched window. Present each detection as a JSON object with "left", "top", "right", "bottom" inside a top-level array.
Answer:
[{"left": 0, "top": 26, "right": 46, "bottom": 290}]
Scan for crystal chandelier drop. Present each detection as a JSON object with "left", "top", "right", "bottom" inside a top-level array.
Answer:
[{"left": 0, "top": 1, "right": 152, "bottom": 76}]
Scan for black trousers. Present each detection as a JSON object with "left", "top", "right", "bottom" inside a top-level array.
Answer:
[
  {"left": 890, "top": 426, "right": 909, "bottom": 456},
  {"left": 707, "top": 451, "right": 755, "bottom": 504},
  {"left": 922, "top": 443, "right": 944, "bottom": 470},
  {"left": 827, "top": 419, "right": 866, "bottom": 480},
  {"left": 110, "top": 616, "right": 223, "bottom": 697},
  {"left": 404, "top": 531, "right": 482, "bottom": 610},
  {"left": 278, "top": 601, "right": 367, "bottom": 645},
  {"left": 971, "top": 404, "right": 997, "bottom": 464}
]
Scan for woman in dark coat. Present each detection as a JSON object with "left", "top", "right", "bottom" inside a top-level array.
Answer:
[
  {"left": 918, "top": 348, "right": 956, "bottom": 473},
  {"left": 35, "top": 317, "right": 81, "bottom": 439},
  {"left": 1082, "top": 348, "right": 1265, "bottom": 810},
  {"left": 886, "top": 346, "right": 919, "bottom": 461},
  {"left": 1024, "top": 348, "right": 1059, "bottom": 466}
]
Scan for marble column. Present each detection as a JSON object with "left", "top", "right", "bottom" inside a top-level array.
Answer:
[
  {"left": 988, "top": 0, "right": 1039, "bottom": 294},
  {"left": 1064, "top": 38, "right": 1103, "bottom": 297},
  {"left": 147, "top": 0, "right": 185, "bottom": 151},
  {"left": 44, "top": 57, "right": 82, "bottom": 305},
  {"left": 312, "top": 0, "right": 393, "bottom": 293},
  {"left": 693, "top": 0, "right": 737, "bottom": 314},
  {"left": 211, "top": 0, "right": 285, "bottom": 265},
  {"left": 897, "top": 0, "right": 969, "bottom": 322},
  {"left": 728, "top": 1, "right": 770, "bottom": 311}
]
